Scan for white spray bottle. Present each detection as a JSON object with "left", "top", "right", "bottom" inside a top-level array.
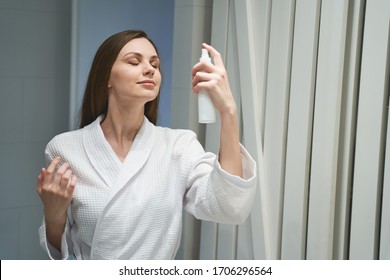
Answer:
[{"left": 198, "top": 48, "right": 216, "bottom": 123}]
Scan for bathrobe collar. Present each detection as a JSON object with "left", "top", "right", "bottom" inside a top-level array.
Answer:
[{"left": 82, "top": 115, "right": 155, "bottom": 191}]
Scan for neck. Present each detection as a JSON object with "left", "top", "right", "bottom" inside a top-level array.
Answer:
[{"left": 101, "top": 101, "right": 145, "bottom": 144}]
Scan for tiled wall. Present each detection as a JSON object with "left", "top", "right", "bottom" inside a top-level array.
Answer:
[{"left": 0, "top": 0, "right": 70, "bottom": 259}]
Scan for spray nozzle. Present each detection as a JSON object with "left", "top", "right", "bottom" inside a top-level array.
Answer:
[{"left": 201, "top": 48, "right": 210, "bottom": 59}]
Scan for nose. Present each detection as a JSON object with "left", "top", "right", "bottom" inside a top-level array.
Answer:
[{"left": 143, "top": 63, "right": 155, "bottom": 77}]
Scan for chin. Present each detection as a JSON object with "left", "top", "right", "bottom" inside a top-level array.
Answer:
[{"left": 139, "top": 95, "right": 157, "bottom": 105}]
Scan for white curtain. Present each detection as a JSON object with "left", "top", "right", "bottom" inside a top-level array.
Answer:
[
  {"left": 202, "top": 0, "right": 390, "bottom": 260},
  {"left": 172, "top": 0, "right": 390, "bottom": 260}
]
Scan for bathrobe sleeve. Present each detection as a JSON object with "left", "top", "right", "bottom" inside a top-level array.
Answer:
[
  {"left": 182, "top": 131, "right": 257, "bottom": 224},
  {"left": 38, "top": 140, "right": 74, "bottom": 260},
  {"left": 39, "top": 214, "right": 73, "bottom": 260}
]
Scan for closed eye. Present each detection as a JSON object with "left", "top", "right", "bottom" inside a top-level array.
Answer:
[
  {"left": 128, "top": 59, "right": 140, "bottom": 66},
  {"left": 123, "top": 52, "right": 160, "bottom": 68},
  {"left": 150, "top": 58, "right": 160, "bottom": 69}
]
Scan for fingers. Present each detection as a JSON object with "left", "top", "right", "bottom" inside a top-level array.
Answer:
[
  {"left": 192, "top": 71, "right": 216, "bottom": 92},
  {"left": 192, "top": 60, "right": 214, "bottom": 79},
  {"left": 54, "top": 162, "right": 70, "bottom": 186},
  {"left": 66, "top": 175, "right": 77, "bottom": 197},
  {"left": 43, "top": 156, "right": 61, "bottom": 186},
  {"left": 47, "top": 156, "right": 61, "bottom": 173},
  {"left": 201, "top": 43, "right": 224, "bottom": 68},
  {"left": 36, "top": 168, "right": 46, "bottom": 194},
  {"left": 192, "top": 72, "right": 219, "bottom": 94},
  {"left": 192, "top": 43, "right": 226, "bottom": 86},
  {"left": 60, "top": 169, "right": 72, "bottom": 189},
  {"left": 192, "top": 44, "right": 218, "bottom": 77},
  {"left": 39, "top": 157, "right": 76, "bottom": 192}
]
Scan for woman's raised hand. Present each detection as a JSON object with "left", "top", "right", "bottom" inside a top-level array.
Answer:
[
  {"left": 191, "top": 43, "right": 237, "bottom": 116},
  {"left": 36, "top": 156, "right": 77, "bottom": 224}
]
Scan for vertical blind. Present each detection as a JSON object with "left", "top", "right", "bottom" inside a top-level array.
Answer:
[{"left": 200, "top": 0, "right": 390, "bottom": 260}]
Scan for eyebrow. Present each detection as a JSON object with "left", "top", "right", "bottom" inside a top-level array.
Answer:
[{"left": 123, "top": 52, "right": 159, "bottom": 60}]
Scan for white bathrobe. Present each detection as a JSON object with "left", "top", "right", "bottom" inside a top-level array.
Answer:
[{"left": 39, "top": 115, "right": 256, "bottom": 260}]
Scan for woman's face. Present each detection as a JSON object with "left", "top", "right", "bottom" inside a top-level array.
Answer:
[{"left": 108, "top": 37, "right": 161, "bottom": 105}]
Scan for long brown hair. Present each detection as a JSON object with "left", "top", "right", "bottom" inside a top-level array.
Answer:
[{"left": 79, "top": 30, "right": 160, "bottom": 128}]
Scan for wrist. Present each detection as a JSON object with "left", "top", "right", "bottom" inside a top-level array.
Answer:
[
  {"left": 219, "top": 104, "right": 239, "bottom": 141},
  {"left": 44, "top": 212, "right": 67, "bottom": 226},
  {"left": 219, "top": 103, "right": 237, "bottom": 119}
]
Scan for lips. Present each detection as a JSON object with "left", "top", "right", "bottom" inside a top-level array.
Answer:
[{"left": 137, "top": 80, "right": 156, "bottom": 86}]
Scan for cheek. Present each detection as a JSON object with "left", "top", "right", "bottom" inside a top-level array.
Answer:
[
  {"left": 156, "top": 72, "right": 162, "bottom": 86},
  {"left": 110, "top": 67, "right": 137, "bottom": 85}
]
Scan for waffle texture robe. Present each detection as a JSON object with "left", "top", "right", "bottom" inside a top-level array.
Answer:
[{"left": 39, "top": 115, "right": 256, "bottom": 259}]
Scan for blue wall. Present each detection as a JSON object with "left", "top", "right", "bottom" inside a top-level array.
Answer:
[
  {"left": 0, "top": 0, "right": 71, "bottom": 259},
  {"left": 75, "top": 0, "right": 174, "bottom": 127}
]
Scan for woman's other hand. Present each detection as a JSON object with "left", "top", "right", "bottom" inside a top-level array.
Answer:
[
  {"left": 37, "top": 156, "right": 77, "bottom": 223},
  {"left": 36, "top": 156, "right": 77, "bottom": 250}
]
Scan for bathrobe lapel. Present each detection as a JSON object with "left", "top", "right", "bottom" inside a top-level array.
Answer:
[
  {"left": 84, "top": 116, "right": 155, "bottom": 259},
  {"left": 83, "top": 115, "right": 122, "bottom": 188},
  {"left": 109, "top": 115, "right": 155, "bottom": 199},
  {"left": 83, "top": 115, "right": 155, "bottom": 194}
]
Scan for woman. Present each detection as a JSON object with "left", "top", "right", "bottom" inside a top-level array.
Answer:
[{"left": 37, "top": 30, "right": 256, "bottom": 259}]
